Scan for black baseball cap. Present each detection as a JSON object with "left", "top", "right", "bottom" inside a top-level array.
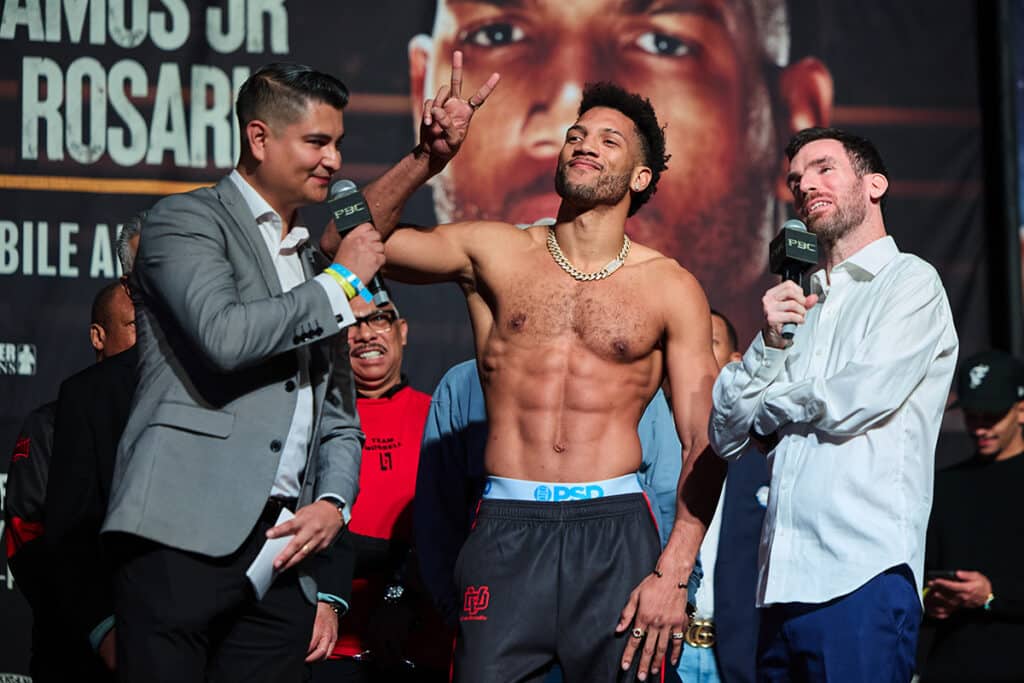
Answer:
[{"left": 954, "top": 350, "right": 1024, "bottom": 415}]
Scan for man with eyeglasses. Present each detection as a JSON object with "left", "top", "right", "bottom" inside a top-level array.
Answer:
[{"left": 308, "top": 290, "right": 452, "bottom": 682}]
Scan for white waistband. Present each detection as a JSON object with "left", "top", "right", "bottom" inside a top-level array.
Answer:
[{"left": 482, "top": 474, "right": 642, "bottom": 502}]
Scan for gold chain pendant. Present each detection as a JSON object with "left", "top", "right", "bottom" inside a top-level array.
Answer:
[{"left": 546, "top": 227, "right": 630, "bottom": 281}]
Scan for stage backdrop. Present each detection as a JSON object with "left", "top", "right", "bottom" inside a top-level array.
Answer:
[{"left": 0, "top": 1, "right": 990, "bottom": 674}]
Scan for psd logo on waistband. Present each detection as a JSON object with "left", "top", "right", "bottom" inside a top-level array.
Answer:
[
  {"left": 0, "top": 343, "right": 36, "bottom": 376},
  {"left": 533, "top": 484, "right": 605, "bottom": 502}
]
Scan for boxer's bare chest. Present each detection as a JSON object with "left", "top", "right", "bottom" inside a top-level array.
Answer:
[{"left": 482, "top": 265, "right": 663, "bottom": 365}]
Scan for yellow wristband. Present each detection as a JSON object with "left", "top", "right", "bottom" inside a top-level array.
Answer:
[{"left": 323, "top": 268, "right": 357, "bottom": 300}]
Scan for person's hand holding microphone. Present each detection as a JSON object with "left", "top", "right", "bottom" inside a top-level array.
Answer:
[{"left": 764, "top": 219, "right": 819, "bottom": 348}]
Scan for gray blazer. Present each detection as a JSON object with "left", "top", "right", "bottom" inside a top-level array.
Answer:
[{"left": 103, "top": 175, "right": 363, "bottom": 595}]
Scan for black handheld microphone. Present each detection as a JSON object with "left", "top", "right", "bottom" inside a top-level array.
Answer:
[
  {"left": 327, "top": 180, "right": 390, "bottom": 306},
  {"left": 768, "top": 218, "right": 818, "bottom": 339}
]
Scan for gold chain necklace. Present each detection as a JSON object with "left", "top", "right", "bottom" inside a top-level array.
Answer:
[{"left": 546, "top": 227, "right": 630, "bottom": 281}]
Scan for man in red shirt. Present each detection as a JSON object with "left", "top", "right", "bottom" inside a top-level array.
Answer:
[{"left": 308, "top": 289, "right": 451, "bottom": 682}]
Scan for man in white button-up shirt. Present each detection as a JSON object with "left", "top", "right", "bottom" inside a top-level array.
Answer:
[{"left": 710, "top": 128, "right": 958, "bottom": 682}]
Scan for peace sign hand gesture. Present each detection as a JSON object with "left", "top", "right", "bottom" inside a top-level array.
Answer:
[{"left": 418, "top": 50, "right": 500, "bottom": 173}]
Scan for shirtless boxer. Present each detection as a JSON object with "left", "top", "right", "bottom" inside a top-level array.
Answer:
[{"left": 328, "top": 82, "right": 724, "bottom": 683}]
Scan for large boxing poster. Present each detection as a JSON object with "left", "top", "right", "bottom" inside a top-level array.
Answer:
[{"left": 0, "top": 1, "right": 989, "bottom": 674}]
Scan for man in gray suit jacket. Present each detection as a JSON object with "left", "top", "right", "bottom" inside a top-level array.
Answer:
[{"left": 103, "top": 58, "right": 497, "bottom": 682}]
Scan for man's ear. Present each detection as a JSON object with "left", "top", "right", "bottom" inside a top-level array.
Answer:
[
  {"left": 409, "top": 34, "right": 434, "bottom": 127},
  {"left": 246, "top": 120, "right": 271, "bottom": 163},
  {"left": 89, "top": 323, "right": 105, "bottom": 353},
  {"left": 867, "top": 173, "right": 889, "bottom": 203},
  {"left": 631, "top": 167, "right": 653, "bottom": 193},
  {"left": 773, "top": 57, "right": 834, "bottom": 201},
  {"left": 398, "top": 319, "right": 409, "bottom": 347}
]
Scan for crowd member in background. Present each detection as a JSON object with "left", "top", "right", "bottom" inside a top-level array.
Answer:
[
  {"left": 3, "top": 236, "right": 139, "bottom": 682},
  {"left": 309, "top": 291, "right": 451, "bottom": 682},
  {"left": 408, "top": 0, "right": 834, "bottom": 335},
  {"left": 920, "top": 350, "right": 1024, "bottom": 683},
  {"left": 2, "top": 404, "right": 55, "bottom": 676},
  {"left": 677, "top": 310, "right": 769, "bottom": 683},
  {"left": 42, "top": 213, "right": 144, "bottom": 677},
  {"left": 711, "top": 128, "right": 958, "bottom": 682}
]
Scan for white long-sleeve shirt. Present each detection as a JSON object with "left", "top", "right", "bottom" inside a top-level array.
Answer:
[{"left": 710, "top": 236, "right": 958, "bottom": 606}]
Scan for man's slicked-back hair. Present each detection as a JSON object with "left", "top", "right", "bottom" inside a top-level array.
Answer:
[
  {"left": 236, "top": 63, "right": 349, "bottom": 137},
  {"left": 578, "top": 82, "right": 670, "bottom": 217}
]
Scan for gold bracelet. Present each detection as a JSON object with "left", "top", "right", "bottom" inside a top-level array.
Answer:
[{"left": 652, "top": 567, "right": 687, "bottom": 589}]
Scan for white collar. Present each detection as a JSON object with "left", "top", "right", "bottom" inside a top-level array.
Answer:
[
  {"left": 229, "top": 170, "right": 309, "bottom": 249},
  {"left": 811, "top": 235, "right": 898, "bottom": 294}
]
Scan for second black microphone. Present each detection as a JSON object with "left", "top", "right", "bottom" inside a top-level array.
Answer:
[{"left": 328, "top": 179, "right": 390, "bottom": 306}]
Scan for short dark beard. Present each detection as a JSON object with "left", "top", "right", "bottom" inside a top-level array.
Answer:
[
  {"left": 554, "top": 161, "right": 631, "bottom": 210},
  {"left": 806, "top": 181, "right": 868, "bottom": 248}
]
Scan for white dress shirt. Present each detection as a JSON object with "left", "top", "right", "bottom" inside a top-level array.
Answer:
[
  {"left": 229, "top": 170, "right": 354, "bottom": 500},
  {"left": 710, "top": 236, "right": 958, "bottom": 606},
  {"left": 693, "top": 484, "right": 725, "bottom": 618}
]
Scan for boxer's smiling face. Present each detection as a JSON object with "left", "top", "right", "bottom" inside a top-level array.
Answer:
[{"left": 554, "top": 107, "right": 641, "bottom": 213}]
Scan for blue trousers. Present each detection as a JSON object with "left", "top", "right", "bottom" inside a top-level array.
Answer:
[{"left": 757, "top": 565, "right": 920, "bottom": 683}]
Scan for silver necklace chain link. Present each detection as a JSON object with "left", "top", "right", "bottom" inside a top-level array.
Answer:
[{"left": 546, "top": 227, "right": 631, "bottom": 282}]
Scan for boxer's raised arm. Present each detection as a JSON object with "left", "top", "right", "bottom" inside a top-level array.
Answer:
[{"left": 320, "top": 51, "right": 499, "bottom": 254}]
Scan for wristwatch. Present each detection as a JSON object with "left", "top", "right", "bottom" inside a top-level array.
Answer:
[{"left": 321, "top": 496, "right": 346, "bottom": 523}]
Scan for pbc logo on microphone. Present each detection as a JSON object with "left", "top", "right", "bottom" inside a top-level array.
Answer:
[
  {"left": 461, "top": 585, "right": 491, "bottom": 621},
  {"left": 786, "top": 238, "right": 817, "bottom": 254},
  {"left": 332, "top": 202, "right": 366, "bottom": 219}
]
